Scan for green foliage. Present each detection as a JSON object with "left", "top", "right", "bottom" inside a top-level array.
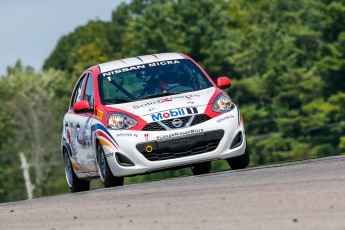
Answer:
[
  {"left": 29, "top": 0, "right": 345, "bottom": 179},
  {"left": 249, "top": 135, "right": 312, "bottom": 165},
  {"left": 339, "top": 136, "right": 345, "bottom": 153},
  {"left": 0, "top": 62, "right": 70, "bottom": 202},
  {"left": 1, "top": 0, "right": 345, "bottom": 201},
  {"left": 43, "top": 20, "right": 116, "bottom": 74}
]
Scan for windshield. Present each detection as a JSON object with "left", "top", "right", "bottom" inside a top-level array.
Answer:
[{"left": 98, "top": 59, "right": 212, "bottom": 104}]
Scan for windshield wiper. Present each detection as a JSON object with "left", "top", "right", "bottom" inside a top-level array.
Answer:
[
  {"left": 139, "top": 92, "right": 183, "bottom": 100},
  {"left": 101, "top": 98, "right": 132, "bottom": 104}
]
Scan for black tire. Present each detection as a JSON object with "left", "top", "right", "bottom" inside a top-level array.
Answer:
[
  {"left": 227, "top": 143, "right": 250, "bottom": 170},
  {"left": 97, "top": 143, "right": 124, "bottom": 188},
  {"left": 63, "top": 150, "right": 90, "bottom": 193},
  {"left": 191, "top": 161, "right": 212, "bottom": 175}
]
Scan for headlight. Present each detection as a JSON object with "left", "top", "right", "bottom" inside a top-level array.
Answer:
[
  {"left": 107, "top": 113, "right": 137, "bottom": 130},
  {"left": 212, "top": 93, "right": 234, "bottom": 113}
]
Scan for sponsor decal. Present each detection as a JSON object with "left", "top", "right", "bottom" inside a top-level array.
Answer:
[
  {"left": 102, "top": 60, "right": 181, "bottom": 76},
  {"left": 77, "top": 129, "right": 92, "bottom": 149},
  {"left": 157, "top": 128, "right": 204, "bottom": 140},
  {"left": 116, "top": 133, "right": 138, "bottom": 138},
  {"left": 103, "top": 65, "right": 146, "bottom": 75},
  {"left": 216, "top": 115, "right": 234, "bottom": 123},
  {"left": 151, "top": 107, "right": 198, "bottom": 121},
  {"left": 148, "top": 60, "right": 180, "bottom": 67},
  {"left": 133, "top": 94, "right": 200, "bottom": 109},
  {"left": 96, "top": 109, "right": 103, "bottom": 119},
  {"left": 105, "top": 152, "right": 114, "bottom": 157},
  {"left": 86, "top": 154, "right": 94, "bottom": 159},
  {"left": 144, "top": 133, "right": 149, "bottom": 141}
]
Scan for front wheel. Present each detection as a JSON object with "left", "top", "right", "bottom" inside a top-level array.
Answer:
[
  {"left": 63, "top": 150, "right": 90, "bottom": 193},
  {"left": 191, "top": 161, "right": 211, "bottom": 175},
  {"left": 97, "top": 144, "right": 124, "bottom": 188},
  {"left": 227, "top": 143, "right": 250, "bottom": 170}
]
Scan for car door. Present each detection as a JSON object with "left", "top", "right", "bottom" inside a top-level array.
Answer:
[
  {"left": 76, "top": 72, "right": 97, "bottom": 173},
  {"left": 66, "top": 72, "right": 96, "bottom": 175},
  {"left": 65, "top": 74, "right": 86, "bottom": 162}
]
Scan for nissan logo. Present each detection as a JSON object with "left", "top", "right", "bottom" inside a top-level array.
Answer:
[{"left": 172, "top": 119, "right": 183, "bottom": 128}]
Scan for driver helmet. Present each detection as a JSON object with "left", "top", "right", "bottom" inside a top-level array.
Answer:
[{"left": 158, "top": 69, "right": 180, "bottom": 91}]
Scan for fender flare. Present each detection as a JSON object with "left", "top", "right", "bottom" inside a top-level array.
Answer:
[{"left": 62, "top": 137, "right": 73, "bottom": 159}]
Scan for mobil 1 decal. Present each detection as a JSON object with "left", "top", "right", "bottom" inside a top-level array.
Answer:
[{"left": 151, "top": 107, "right": 198, "bottom": 121}]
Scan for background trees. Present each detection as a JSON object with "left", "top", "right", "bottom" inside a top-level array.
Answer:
[
  {"left": 0, "top": 62, "right": 70, "bottom": 201},
  {"left": 1, "top": 0, "right": 344, "bottom": 202}
]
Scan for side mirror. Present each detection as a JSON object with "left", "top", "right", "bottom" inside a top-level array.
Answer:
[
  {"left": 217, "top": 77, "right": 231, "bottom": 89},
  {"left": 74, "top": 100, "right": 91, "bottom": 113}
]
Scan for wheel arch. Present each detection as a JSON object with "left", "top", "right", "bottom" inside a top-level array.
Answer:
[
  {"left": 62, "top": 137, "right": 73, "bottom": 159},
  {"left": 94, "top": 138, "right": 102, "bottom": 158}
]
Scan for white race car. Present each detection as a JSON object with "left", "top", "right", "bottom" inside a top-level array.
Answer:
[{"left": 62, "top": 53, "right": 249, "bottom": 192}]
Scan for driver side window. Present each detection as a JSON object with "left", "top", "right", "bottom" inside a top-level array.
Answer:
[
  {"left": 83, "top": 73, "right": 94, "bottom": 109},
  {"left": 70, "top": 74, "right": 86, "bottom": 109}
]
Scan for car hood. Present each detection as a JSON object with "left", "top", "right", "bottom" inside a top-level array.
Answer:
[{"left": 105, "top": 87, "right": 216, "bottom": 117}]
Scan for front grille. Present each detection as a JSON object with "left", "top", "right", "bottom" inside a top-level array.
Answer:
[
  {"left": 161, "top": 116, "right": 191, "bottom": 129},
  {"left": 142, "top": 122, "right": 165, "bottom": 131},
  {"left": 190, "top": 114, "right": 210, "bottom": 126},
  {"left": 142, "top": 114, "right": 210, "bottom": 131},
  {"left": 141, "top": 139, "right": 221, "bottom": 161},
  {"left": 136, "top": 130, "right": 224, "bottom": 161}
]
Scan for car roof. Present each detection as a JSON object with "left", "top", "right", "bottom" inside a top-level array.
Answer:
[{"left": 97, "top": 53, "right": 186, "bottom": 73}]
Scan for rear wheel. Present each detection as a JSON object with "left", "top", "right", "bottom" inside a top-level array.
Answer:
[
  {"left": 191, "top": 161, "right": 211, "bottom": 175},
  {"left": 97, "top": 144, "right": 124, "bottom": 188},
  {"left": 63, "top": 150, "right": 90, "bottom": 193},
  {"left": 227, "top": 143, "right": 250, "bottom": 170}
]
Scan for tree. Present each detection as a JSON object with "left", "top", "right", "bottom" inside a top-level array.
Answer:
[
  {"left": 20, "top": 0, "right": 344, "bottom": 200},
  {"left": 43, "top": 20, "right": 115, "bottom": 74},
  {"left": 0, "top": 62, "right": 70, "bottom": 201}
]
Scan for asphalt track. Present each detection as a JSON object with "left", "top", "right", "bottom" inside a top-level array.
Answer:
[{"left": 1, "top": 155, "right": 345, "bottom": 230}]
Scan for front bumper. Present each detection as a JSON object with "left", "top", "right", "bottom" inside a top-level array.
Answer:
[
  {"left": 101, "top": 111, "right": 246, "bottom": 177},
  {"left": 137, "top": 129, "right": 224, "bottom": 161}
]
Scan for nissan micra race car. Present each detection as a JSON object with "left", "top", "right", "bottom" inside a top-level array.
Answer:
[{"left": 62, "top": 53, "right": 249, "bottom": 192}]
